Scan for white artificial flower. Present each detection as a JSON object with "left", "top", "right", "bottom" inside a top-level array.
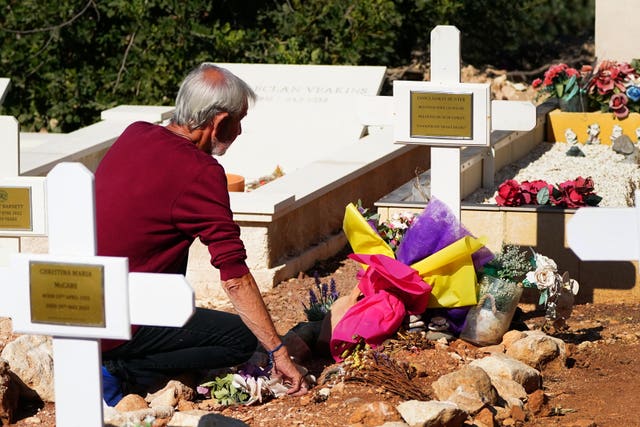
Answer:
[
  {"left": 531, "top": 267, "right": 557, "bottom": 290},
  {"left": 232, "top": 373, "right": 269, "bottom": 405},
  {"left": 389, "top": 219, "right": 409, "bottom": 229},
  {"left": 533, "top": 253, "right": 557, "bottom": 272}
]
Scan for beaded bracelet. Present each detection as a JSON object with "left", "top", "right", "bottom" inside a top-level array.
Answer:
[{"left": 266, "top": 342, "right": 285, "bottom": 369}]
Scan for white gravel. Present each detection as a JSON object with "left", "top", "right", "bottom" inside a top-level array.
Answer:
[{"left": 463, "top": 142, "right": 640, "bottom": 208}]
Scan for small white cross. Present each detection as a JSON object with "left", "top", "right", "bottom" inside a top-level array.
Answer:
[{"left": 568, "top": 190, "right": 640, "bottom": 261}]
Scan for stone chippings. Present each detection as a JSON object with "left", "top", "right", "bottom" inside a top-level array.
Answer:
[{"left": 464, "top": 142, "right": 640, "bottom": 208}]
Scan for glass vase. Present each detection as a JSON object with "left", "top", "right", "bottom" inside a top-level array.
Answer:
[{"left": 460, "top": 275, "right": 523, "bottom": 346}]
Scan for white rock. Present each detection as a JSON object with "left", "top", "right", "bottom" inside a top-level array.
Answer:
[{"left": 0, "top": 335, "right": 54, "bottom": 402}]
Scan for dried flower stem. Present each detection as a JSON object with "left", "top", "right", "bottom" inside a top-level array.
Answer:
[{"left": 343, "top": 348, "right": 430, "bottom": 401}]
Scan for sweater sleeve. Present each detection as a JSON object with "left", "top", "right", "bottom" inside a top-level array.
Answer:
[{"left": 171, "top": 163, "right": 249, "bottom": 280}]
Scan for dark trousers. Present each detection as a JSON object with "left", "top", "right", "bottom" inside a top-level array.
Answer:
[{"left": 102, "top": 307, "right": 257, "bottom": 394}]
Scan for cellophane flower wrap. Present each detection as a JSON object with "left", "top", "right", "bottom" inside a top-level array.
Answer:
[{"left": 332, "top": 198, "right": 493, "bottom": 361}]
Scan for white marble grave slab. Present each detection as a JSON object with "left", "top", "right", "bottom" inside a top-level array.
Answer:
[{"left": 213, "top": 63, "right": 387, "bottom": 182}]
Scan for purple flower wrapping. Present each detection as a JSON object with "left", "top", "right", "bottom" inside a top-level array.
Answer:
[{"left": 396, "top": 197, "right": 494, "bottom": 269}]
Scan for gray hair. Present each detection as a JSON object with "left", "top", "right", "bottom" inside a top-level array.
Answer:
[{"left": 171, "top": 63, "right": 257, "bottom": 130}]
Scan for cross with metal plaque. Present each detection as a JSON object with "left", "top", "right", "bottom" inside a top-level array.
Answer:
[
  {"left": 0, "top": 113, "right": 47, "bottom": 268},
  {"left": 393, "top": 25, "right": 537, "bottom": 219},
  {"left": 1, "top": 162, "right": 195, "bottom": 427}
]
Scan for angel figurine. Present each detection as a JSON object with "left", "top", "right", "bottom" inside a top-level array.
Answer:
[
  {"left": 564, "top": 128, "right": 578, "bottom": 145},
  {"left": 611, "top": 124, "right": 624, "bottom": 142},
  {"left": 586, "top": 123, "right": 600, "bottom": 145}
]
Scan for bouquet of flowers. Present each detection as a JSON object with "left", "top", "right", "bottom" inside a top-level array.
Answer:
[
  {"left": 482, "top": 245, "right": 579, "bottom": 330},
  {"left": 331, "top": 198, "right": 493, "bottom": 359},
  {"left": 532, "top": 59, "right": 640, "bottom": 118},
  {"left": 532, "top": 63, "right": 585, "bottom": 111},
  {"left": 355, "top": 200, "right": 418, "bottom": 252},
  {"left": 460, "top": 244, "right": 527, "bottom": 345},
  {"left": 584, "top": 59, "right": 640, "bottom": 119},
  {"left": 522, "top": 249, "right": 579, "bottom": 330},
  {"left": 495, "top": 176, "right": 602, "bottom": 208}
]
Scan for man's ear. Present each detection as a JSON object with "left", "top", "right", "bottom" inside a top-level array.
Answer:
[{"left": 211, "top": 111, "right": 233, "bottom": 142}]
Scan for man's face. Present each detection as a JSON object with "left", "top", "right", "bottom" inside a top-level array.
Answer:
[{"left": 211, "top": 103, "right": 248, "bottom": 156}]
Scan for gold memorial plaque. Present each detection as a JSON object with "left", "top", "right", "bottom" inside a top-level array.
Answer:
[
  {"left": 410, "top": 91, "right": 473, "bottom": 139},
  {"left": 29, "top": 261, "right": 106, "bottom": 327},
  {"left": 0, "top": 187, "right": 32, "bottom": 230}
]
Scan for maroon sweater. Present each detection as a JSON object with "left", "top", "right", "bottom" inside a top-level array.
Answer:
[{"left": 96, "top": 122, "right": 249, "bottom": 350}]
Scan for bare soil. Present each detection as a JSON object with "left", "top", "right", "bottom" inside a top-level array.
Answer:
[{"left": 4, "top": 247, "right": 640, "bottom": 426}]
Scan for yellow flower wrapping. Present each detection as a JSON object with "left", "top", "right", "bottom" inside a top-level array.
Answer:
[{"left": 343, "top": 202, "right": 484, "bottom": 308}]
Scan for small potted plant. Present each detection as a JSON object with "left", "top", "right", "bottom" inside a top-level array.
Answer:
[
  {"left": 532, "top": 63, "right": 587, "bottom": 112},
  {"left": 460, "top": 244, "right": 529, "bottom": 346}
]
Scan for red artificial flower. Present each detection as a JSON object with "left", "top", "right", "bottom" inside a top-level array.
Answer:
[
  {"left": 520, "top": 180, "right": 551, "bottom": 204},
  {"left": 532, "top": 78, "right": 542, "bottom": 89},
  {"left": 573, "top": 176, "right": 595, "bottom": 194},
  {"left": 609, "top": 93, "right": 630, "bottom": 119},
  {"left": 495, "top": 180, "right": 525, "bottom": 207},
  {"left": 588, "top": 60, "right": 633, "bottom": 96}
]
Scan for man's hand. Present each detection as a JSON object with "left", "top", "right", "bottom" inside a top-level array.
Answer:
[
  {"left": 222, "top": 273, "right": 310, "bottom": 396},
  {"left": 271, "top": 347, "right": 309, "bottom": 396}
]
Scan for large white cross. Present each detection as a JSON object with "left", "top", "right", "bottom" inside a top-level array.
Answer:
[
  {"left": 1, "top": 159, "right": 194, "bottom": 425},
  {"left": 568, "top": 190, "right": 640, "bottom": 262},
  {"left": 393, "top": 25, "right": 536, "bottom": 219}
]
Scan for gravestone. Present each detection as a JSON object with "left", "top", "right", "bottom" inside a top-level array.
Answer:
[
  {"left": 1, "top": 162, "right": 194, "bottom": 426},
  {"left": 393, "top": 26, "right": 536, "bottom": 219},
  {"left": 213, "top": 63, "right": 387, "bottom": 182},
  {"left": 595, "top": 0, "right": 640, "bottom": 63}
]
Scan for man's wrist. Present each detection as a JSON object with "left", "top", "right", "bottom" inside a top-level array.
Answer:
[
  {"left": 267, "top": 342, "right": 285, "bottom": 356},
  {"left": 267, "top": 342, "right": 286, "bottom": 367}
]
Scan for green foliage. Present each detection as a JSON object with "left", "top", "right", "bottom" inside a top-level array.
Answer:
[
  {"left": 245, "top": 0, "right": 402, "bottom": 65},
  {"left": 0, "top": 0, "right": 262, "bottom": 132},
  {"left": 0, "top": 0, "right": 595, "bottom": 132},
  {"left": 483, "top": 244, "right": 532, "bottom": 283},
  {"left": 199, "top": 374, "right": 249, "bottom": 406},
  {"left": 477, "top": 274, "right": 521, "bottom": 312}
]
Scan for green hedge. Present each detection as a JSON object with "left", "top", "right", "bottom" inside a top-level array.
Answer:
[{"left": 0, "top": 0, "right": 594, "bottom": 132}]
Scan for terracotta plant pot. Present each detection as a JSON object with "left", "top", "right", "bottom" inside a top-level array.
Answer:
[{"left": 225, "top": 173, "right": 245, "bottom": 192}]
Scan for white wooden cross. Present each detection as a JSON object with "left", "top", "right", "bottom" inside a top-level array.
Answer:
[
  {"left": 568, "top": 190, "right": 640, "bottom": 261},
  {"left": 393, "top": 25, "right": 536, "bottom": 219},
  {"left": 1, "top": 162, "right": 194, "bottom": 426},
  {"left": 0, "top": 114, "right": 47, "bottom": 267}
]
